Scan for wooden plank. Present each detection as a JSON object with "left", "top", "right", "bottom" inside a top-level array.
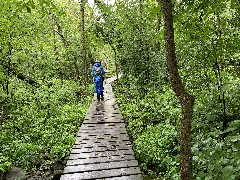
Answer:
[
  {"left": 68, "top": 149, "right": 134, "bottom": 160},
  {"left": 74, "top": 137, "right": 130, "bottom": 143},
  {"left": 60, "top": 167, "right": 141, "bottom": 180},
  {"left": 73, "top": 140, "right": 132, "bottom": 147},
  {"left": 83, "top": 120, "right": 124, "bottom": 124},
  {"left": 79, "top": 127, "right": 127, "bottom": 132},
  {"left": 75, "top": 135, "right": 130, "bottom": 142},
  {"left": 79, "top": 126, "right": 126, "bottom": 130},
  {"left": 85, "top": 111, "right": 123, "bottom": 117},
  {"left": 63, "top": 160, "right": 139, "bottom": 174},
  {"left": 78, "top": 131, "right": 128, "bottom": 136},
  {"left": 84, "top": 116, "right": 124, "bottom": 120},
  {"left": 66, "top": 155, "right": 136, "bottom": 165},
  {"left": 76, "top": 132, "right": 128, "bottom": 136},
  {"left": 80, "top": 123, "right": 126, "bottom": 127},
  {"left": 101, "top": 174, "right": 143, "bottom": 180},
  {"left": 76, "top": 133, "right": 129, "bottom": 138},
  {"left": 71, "top": 147, "right": 134, "bottom": 154},
  {"left": 72, "top": 144, "right": 132, "bottom": 150}
]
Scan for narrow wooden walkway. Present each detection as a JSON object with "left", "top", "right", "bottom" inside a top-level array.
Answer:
[{"left": 60, "top": 77, "right": 142, "bottom": 180}]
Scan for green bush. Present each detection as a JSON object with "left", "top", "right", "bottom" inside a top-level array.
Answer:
[
  {"left": 192, "top": 120, "right": 240, "bottom": 180},
  {"left": 134, "top": 124, "right": 179, "bottom": 178},
  {"left": 0, "top": 155, "right": 11, "bottom": 173},
  {"left": 113, "top": 79, "right": 181, "bottom": 178},
  {"left": 0, "top": 78, "right": 92, "bottom": 172}
]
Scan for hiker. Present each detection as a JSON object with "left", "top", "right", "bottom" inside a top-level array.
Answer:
[{"left": 91, "top": 60, "right": 105, "bottom": 100}]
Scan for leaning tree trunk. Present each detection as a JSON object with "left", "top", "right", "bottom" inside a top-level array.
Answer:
[
  {"left": 80, "top": 0, "right": 87, "bottom": 88},
  {"left": 160, "top": 0, "right": 195, "bottom": 179}
]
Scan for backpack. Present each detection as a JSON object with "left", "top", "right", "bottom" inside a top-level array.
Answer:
[{"left": 94, "top": 66, "right": 102, "bottom": 76}]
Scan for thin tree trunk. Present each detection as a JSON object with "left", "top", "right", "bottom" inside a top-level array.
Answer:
[
  {"left": 156, "top": 0, "right": 162, "bottom": 51},
  {"left": 160, "top": 0, "right": 195, "bottom": 179},
  {"left": 80, "top": 0, "right": 87, "bottom": 88},
  {"left": 52, "top": 14, "right": 69, "bottom": 47},
  {"left": 51, "top": 13, "right": 70, "bottom": 80},
  {"left": 139, "top": 0, "right": 149, "bottom": 95},
  {"left": 51, "top": 16, "right": 62, "bottom": 80},
  {"left": 113, "top": 47, "right": 119, "bottom": 80},
  {"left": 6, "top": 40, "right": 12, "bottom": 95},
  {"left": 216, "top": 14, "right": 227, "bottom": 132},
  {"left": 107, "top": 40, "right": 118, "bottom": 80}
]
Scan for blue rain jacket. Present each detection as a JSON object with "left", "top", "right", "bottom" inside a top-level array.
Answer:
[{"left": 91, "top": 63, "right": 105, "bottom": 95}]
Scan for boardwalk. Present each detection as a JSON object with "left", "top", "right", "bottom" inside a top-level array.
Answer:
[{"left": 60, "top": 77, "right": 142, "bottom": 180}]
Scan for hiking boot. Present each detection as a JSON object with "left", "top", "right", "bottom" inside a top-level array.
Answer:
[{"left": 97, "top": 94, "right": 100, "bottom": 100}]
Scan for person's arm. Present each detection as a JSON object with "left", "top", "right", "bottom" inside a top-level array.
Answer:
[
  {"left": 91, "top": 66, "right": 95, "bottom": 76},
  {"left": 101, "top": 66, "right": 105, "bottom": 76}
]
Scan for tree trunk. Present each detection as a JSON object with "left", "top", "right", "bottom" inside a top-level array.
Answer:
[
  {"left": 139, "top": 0, "right": 149, "bottom": 95},
  {"left": 156, "top": 0, "right": 162, "bottom": 51},
  {"left": 216, "top": 14, "right": 227, "bottom": 132},
  {"left": 113, "top": 47, "right": 119, "bottom": 80},
  {"left": 80, "top": 0, "right": 87, "bottom": 88},
  {"left": 50, "top": 15, "right": 63, "bottom": 81},
  {"left": 160, "top": 0, "right": 195, "bottom": 179},
  {"left": 6, "top": 40, "right": 12, "bottom": 95}
]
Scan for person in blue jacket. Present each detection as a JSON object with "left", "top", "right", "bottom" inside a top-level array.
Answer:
[{"left": 91, "top": 60, "right": 105, "bottom": 100}]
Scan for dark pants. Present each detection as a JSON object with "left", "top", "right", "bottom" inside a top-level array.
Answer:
[{"left": 94, "top": 76, "right": 104, "bottom": 99}]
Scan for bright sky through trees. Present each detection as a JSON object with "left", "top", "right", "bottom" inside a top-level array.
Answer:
[{"left": 88, "top": 0, "right": 115, "bottom": 7}]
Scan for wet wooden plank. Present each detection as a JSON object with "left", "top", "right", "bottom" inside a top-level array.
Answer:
[
  {"left": 72, "top": 144, "right": 132, "bottom": 150},
  {"left": 71, "top": 147, "right": 134, "bottom": 154},
  {"left": 68, "top": 149, "right": 134, "bottom": 160},
  {"left": 101, "top": 174, "right": 143, "bottom": 180},
  {"left": 75, "top": 135, "right": 130, "bottom": 142},
  {"left": 63, "top": 160, "right": 139, "bottom": 174},
  {"left": 71, "top": 146, "right": 132, "bottom": 154},
  {"left": 83, "top": 119, "right": 124, "bottom": 123},
  {"left": 66, "top": 155, "right": 136, "bottom": 165},
  {"left": 77, "top": 132, "right": 128, "bottom": 136},
  {"left": 73, "top": 140, "right": 132, "bottom": 148},
  {"left": 80, "top": 123, "right": 126, "bottom": 127},
  {"left": 60, "top": 167, "right": 141, "bottom": 180},
  {"left": 84, "top": 113, "right": 123, "bottom": 118},
  {"left": 79, "top": 128, "right": 127, "bottom": 133},
  {"left": 74, "top": 139, "right": 131, "bottom": 146}
]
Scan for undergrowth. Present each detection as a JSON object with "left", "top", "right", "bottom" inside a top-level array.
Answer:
[
  {"left": 112, "top": 76, "right": 240, "bottom": 179},
  {"left": 0, "top": 78, "right": 93, "bottom": 175},
  {"left": 112, "top": 78, "right": 181, "bottom": 179}
]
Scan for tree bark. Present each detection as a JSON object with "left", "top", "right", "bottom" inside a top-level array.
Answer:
[
  {"left": 160, "top": 0, "right": 195, "bottom": 179},
  {"left": 5, "top": 39, "right": 13, "bottom": 95},
  {"left": 80, "top": 0, "right": 87, "bottom": 88},
  {"left": 112, "top": 46, "right": 119, "bottom": 80},
  {"left": 50, "top": 14, "right": 63, "bottom": 81},
  {"left": 216, "top": 14, "right": 227, "bottom": 132},
  {"left": 156, "top": 0, "right": 162, "bottom": 51}
]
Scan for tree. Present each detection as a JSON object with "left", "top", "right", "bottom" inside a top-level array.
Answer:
[
  {"left": 160, "top": 0, "right": 195, "bottom": 179},
  {"left": 79, "top": 0, "right": 87, "bottom": 88}
]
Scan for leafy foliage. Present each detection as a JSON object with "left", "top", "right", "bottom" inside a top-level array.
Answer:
[
  {"left": 0, "top": 0, "right": 96, "bottom": 175},
  {"left": 1, "top": 0, "right": 239, "bottom": 179},
  {"left": 110, "top": 0, "right": 239, "bottom": 179},
  {"left": 0, "top": 79, "right": 92, "bottom": 171},
  {"left": 134, "top": 124, "right": 179, "bottom": 178},
  {"left": 113, "top": 80, "right": 181, "bottom": 178}
]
